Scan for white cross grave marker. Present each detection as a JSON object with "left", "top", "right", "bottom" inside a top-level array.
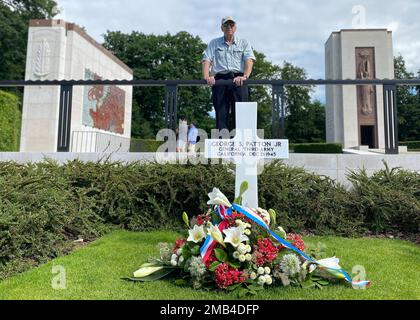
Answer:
[{"left": 205, "top": 102, "right": 289, "bottom": 208}]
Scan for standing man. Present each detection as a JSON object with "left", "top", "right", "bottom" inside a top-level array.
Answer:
[
  {"left": 202, "top": 16, "right": 256, "bottom": 131},
  {"left": 187, "top": 122, "right": 198, "bottom": 153}
]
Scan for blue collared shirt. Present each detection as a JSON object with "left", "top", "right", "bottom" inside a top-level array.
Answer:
[
  {"left": 202, "top": 36, "right": 256, "bottom": 74},
  {"left": 188, "top": 125, "right": 198, "bottom": 144}
]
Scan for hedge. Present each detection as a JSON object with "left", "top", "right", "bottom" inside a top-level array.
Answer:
[
  {"left": 0, "top": 90, "right": 21, "bottom": 151},
  {"left": 293, "top": 143, "right": 343, "bottom": 154},
  {"left": 0, "top": 159, "right": 418, "bottom": 279},
  {"left": 130, "top": 139, "right": 165, "bottom": 152},
  {"left": 400, "top": 141, "right": 420, "bottom": 150}
]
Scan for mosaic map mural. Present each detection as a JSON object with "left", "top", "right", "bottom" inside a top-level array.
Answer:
[{"left": 83, "top": 69, "right": 125, "bottom": 134}]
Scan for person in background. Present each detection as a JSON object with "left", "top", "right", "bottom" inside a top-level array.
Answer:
[
  {"left": 202, "top": 16, "right": 256, "bottom": 131},
  {"left": 187, "top": 122, "right": 198, "bottom": 153},
  {"left": 176, "top": 117, "right": 188, "bottom": 153}
]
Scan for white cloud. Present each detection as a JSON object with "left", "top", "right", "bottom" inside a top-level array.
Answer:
[{"left": 56, "top": 0, "right": 420, "bottom": 99}]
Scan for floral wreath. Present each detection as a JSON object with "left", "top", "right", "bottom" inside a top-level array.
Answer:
[{"left": 125, "top": 183, "right": 370, "bottom": 297}]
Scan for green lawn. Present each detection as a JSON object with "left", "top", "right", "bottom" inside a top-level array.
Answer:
[{"left": 0, "top": 230, "right": 419, "bottom": 300}]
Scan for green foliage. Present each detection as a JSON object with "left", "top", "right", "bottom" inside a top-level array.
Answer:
[
  {"left": 259, "top": 161, "right": 364, "bottom": 235},
  {"left": 0, "top": 90, "right": 21, "bottom": 151},
  {"left": 130, "top": 138, "right": 165, "bottom": 152},
  {"left": 346, "top": 162, "right": 420, "bottom": 233},
  {"left": 281, "top": 62, "right": 326, "bottom": 143},
  {"left": 293, "top": 143, "right": 343, "bottom": 154},
  {"left": 250, "top": 51, "right": 282, "bottom": 137},
  {"left": 0, "top": 159, "right": 419, "bottom": 279},
  {"left": 400, "top": 141, "right": 420, "bottom": 150},
  {"left": 394, "top": 55, "right": 420, "bottom": 142},
  {"left": 0, "top": 0, "right": 58, "bottom": 80},
  {"left": 0, "top": 160, "right": 108, "bottom": 279}
]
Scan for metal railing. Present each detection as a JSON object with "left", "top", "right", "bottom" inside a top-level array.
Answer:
[
  {"left": 71, "top": 130, "right": 130, "bottom": 153},
  {"left": 1, "top": 78, "right": 420, "bottom": 154}
]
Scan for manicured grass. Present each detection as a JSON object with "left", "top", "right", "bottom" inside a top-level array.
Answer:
[{"left": 0, "top": 230, "right": 419, "bottom": 300}]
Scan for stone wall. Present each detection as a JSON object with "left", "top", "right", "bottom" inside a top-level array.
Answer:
[{"left": 20, "top": 20, "right": 133, "bottom": 152}]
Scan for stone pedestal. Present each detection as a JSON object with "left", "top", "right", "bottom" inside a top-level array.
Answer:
[
  {"left": 20, "top": 20, "right": 133, "bottom": 152},
  {"left": 325, "top": 29, "right": 394, "bottom": 150}
]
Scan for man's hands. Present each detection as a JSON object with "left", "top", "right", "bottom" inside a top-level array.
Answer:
[
  {"left": 233, "top": 76, "right": 247, "bottom": 87},
  {"left": 204, "top": 75, "right": 248, "bottom": 87},
  {"left": 205, "top": 76, "right": 216, "bottom": 86}
]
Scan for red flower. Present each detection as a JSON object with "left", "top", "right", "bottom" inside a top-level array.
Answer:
[
  {"left": 196, "top": 214, "right": 210, "bottom": 226},
  {"left": 285, "top": 233, "right": 305, "bottom": 252},
  {"left": 225, "top": 212, "right": 253, "bottom": 227},
  {"left": 173, "top": 238, "right": 186, "bottom": 253},
  {"left": 253, "top": 238, "right": 279, "bottom": 266},
  {"left": 214, "top": 263, "right": 247, "bottom": 289},
  {"left": 205, "top": 251, "right": 217, "bottom": 269}
]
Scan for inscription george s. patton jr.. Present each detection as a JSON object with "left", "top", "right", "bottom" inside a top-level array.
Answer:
[{"left": 209, "top": 141, "right": 284, "bottom": 157}]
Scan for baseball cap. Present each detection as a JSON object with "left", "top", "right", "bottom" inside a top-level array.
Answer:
[{"left": 221, "top": 16, "right": 236, "bottom": 25}]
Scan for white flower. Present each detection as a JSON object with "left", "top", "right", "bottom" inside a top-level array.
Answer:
[
  {"left": 239, "top": 255, "right": 246, "bottom": 262},
  {"left": 207, "top": 188, "right": 232, "bottom": 207},
  {"left": 170, "top": 260, "right": 178, "bottom": 267},
  {"left": 309, "top": 264, "right": 317, "bottom": 273},
  {"left": 264, "top": 267, "right": 271, "bottom": 275},
  {"left": 235, "top": 220, "right": 243, "bottom": 226},
  {"left": 133, "top": 266, "right": 164, "bottom": 278},
  {"left": 250, "top": 272, "right": 257, "bottom": 280},
  {"left": 233, "top": 251, "right": 240, "bottom": 259},
  {"left": 245, "top": 245, "right": 252, "bottom": 253},
  {"left": 238, "top": 243, "right": 247, "bottom": 255},
  {"left": 316, "top": 257, "right": 346, "bottom": 279},
  {"left": 317, "top": 257, "right": 341, "bottom": 270},
  {"left": 187, "top": 225, "right": 206, "bottom": 243},
  {"left": 223, "top": 226, "right": 249, "bottom": 248},
  {"left": 257, "top": 267, "right": 265, "bottom": 275},
  {"left": 245, "top": 254, "right": 252, "bottom": 261},
  {"left": 208, "top": 224, "right": 225, "bottom": 246},
  {"left": 277, "top": 227, "right": 287, "bottom": 239},
  {"left": 244, "top": 229, "right": 251, "bottom": 236},
  {"left": 176, "top": 249, "right": 182, "bottom": 256},
  {"left": 265, "top": 275, "right": 273, "bottom": 285},
  {"left": 178, "top": 256, "right": 185, "bottom": 264},
  {"left": 280, "top": 254, "right": 301, "bottom": 276},
  {"left": 258, "top": 276, "right": 266, "bottom": 285},
  {"left": 171, "top": 254, "right": 178, "bottom": 261}
]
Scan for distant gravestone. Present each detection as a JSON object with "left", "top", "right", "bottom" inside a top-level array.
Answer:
[
  {"left": 205, "top": 102, "right": 289, "bottom": 208},
  {"left": 20, "top": 19, "right": 133, "bottom": 153}
]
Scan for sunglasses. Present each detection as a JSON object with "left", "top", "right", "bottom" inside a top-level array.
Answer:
[{"left": 223, "top": 22, "right": 236, "bottom": 28}]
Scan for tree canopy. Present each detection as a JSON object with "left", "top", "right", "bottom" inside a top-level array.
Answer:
[
  {"left": 0, "top": 0, "right": 58, "bottom": 80},
  {"left": 394, "top": 55, "right": 420, "bottom": 142}
]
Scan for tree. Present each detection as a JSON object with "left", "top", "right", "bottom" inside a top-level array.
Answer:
[
  {"left": 279, "top": 62, "right": 326, "bottom": 143},
  {"left": 249, "top": 51, "right": 281, "bottom": 138},
  {"left": 394, "top": 55, "right": 420, "bottom": 141},
  {"left": 0, "top": 0, "right": 58, "bottom": 81}
]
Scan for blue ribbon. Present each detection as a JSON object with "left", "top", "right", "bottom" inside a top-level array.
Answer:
[{"left": 231, "top": 204, "right": 369, "bottom": 287}]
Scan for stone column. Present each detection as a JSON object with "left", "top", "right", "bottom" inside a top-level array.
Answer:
[{"left": 325, "top": 29, "right": 394, "bottom": 150}]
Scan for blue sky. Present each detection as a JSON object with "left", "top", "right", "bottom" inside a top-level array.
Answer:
[{"left": 56, "top": 0, "right": 420, "bottom": 102}]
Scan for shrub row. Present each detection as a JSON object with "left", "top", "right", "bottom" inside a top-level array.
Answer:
[
  {"left": 0, "top": 90, "right": 21, "bottom": 152},
  {"left": 293, "top": 143, "right": 343, "bottom": 154},
  {"left": 400, "top": 141, "right": 420, "bottom": 150},
  {"left": 0, "top": 159, "right": 419, "bottom": 279},
  {"left": 130, "top": 139, "right": 165, "bottom": 152}
]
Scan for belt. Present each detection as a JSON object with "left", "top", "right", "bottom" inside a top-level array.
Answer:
[{"left": 215, "top": 72, "right": 244, "bottom": 80}]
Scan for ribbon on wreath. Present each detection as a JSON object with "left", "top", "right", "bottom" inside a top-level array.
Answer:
[{"left": 200, "top": 204, "right": 370, "bottom": 289}]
